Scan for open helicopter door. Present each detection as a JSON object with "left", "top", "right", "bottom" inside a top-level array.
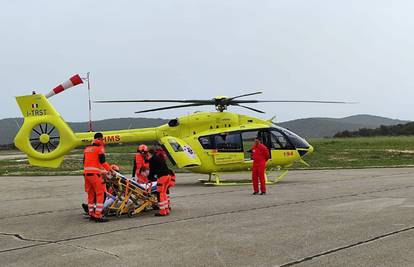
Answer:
[{"left": 159, "top": 136, "right": 201, "bottom": 168}]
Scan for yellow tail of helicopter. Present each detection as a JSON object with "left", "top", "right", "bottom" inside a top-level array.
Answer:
[
  {"left": 14, "top": 93, "right": 160, "bottom": 168},
  {"left": 14, "top": 93, "right": 79, "bottom": 168}
]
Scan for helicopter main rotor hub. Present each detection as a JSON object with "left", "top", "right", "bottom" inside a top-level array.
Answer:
[
  {"left": 214, "top": 97, "right": 229, "bottom": 112},
  {"left": 215, "top": 105, "right": 227, "bottom": 112}
]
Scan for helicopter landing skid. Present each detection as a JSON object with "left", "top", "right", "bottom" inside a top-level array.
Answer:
[{"left": 198, "top": 170, "right": 288, "bottom": 186}]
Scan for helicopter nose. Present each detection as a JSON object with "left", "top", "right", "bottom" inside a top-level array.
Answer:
[{"left": 297, "top": 145, "right": 314, "bottom": 157}]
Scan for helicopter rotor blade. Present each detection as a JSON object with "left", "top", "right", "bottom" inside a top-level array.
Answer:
[
  {"left": 234, "top": 104, "right": 266, "bottom": 114},
  {"left": 228, "top": 91, "right": 263, "bottom": 101},
  {"left": 232, "top": 100, "right": 357, "bottom": 104},
  {"left": 95, "top": 99, "right": 213, "bottom": 104},
  {"left": 135, "top": 103, "right": 208, "bottom": 114}
]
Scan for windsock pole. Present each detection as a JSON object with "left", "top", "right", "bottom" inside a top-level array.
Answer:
[
  {"left": 86, "top": 72, "right": 93, "bottom": 132},
  {"left": 45, "top": 74, "right": 84, "bottom": 98}
]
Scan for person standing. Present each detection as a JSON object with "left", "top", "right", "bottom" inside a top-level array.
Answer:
[
  {"left": 83, "top": 132, "right": 113, "bottom": 222},
  {"left": 166, "top": 170, "right": 176, "bottom": 211},
  {"left": 251, "top": 137, "right": 269, "bottom": 195},
  {"left": 132, "top": 144, "right": 150, "bottom": 183},
  {"left": 148, "top": 147, "right": 173, "bottom": 216}
]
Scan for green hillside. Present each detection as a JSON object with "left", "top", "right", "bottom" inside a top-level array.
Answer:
[{"left": 278, "top": 115, "right": 409, "bottom": 138}]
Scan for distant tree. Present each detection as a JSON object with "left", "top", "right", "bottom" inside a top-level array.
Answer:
[
  {"left": 379, "top": 125, "right": 389, "bottom": 135},
  {"left": 333, "top": 122, "right": 414, "bottom": 138}
]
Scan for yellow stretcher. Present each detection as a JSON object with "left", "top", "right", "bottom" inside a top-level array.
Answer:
[{"left": 104, "top": 172, "right": 158, "bottom": 218}]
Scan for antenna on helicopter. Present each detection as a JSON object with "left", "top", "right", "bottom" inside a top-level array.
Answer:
[{"left": 95, "top": 91, "right": 356, "bottom": 114}]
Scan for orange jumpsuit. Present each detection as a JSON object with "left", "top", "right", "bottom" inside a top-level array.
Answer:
[
  {"left": 251, "top": 143, "right": 269, "bottom": 193},
  {"left": 83, "top": 144, "right": 111, "bottom": 218},
  {"left": 167, "top": 172, "right": 176, "bottom": 210},
  {"left": 132, "top": 153, "right": 150, "bottom": 184},
  {"left": 157, "top": 175, "right": 171, "bottom": 215},
  {"left": 149, "top": 154, "right": 172, "bottom": 216}
]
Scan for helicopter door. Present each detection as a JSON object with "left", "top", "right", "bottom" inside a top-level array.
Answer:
[
  {"left": 241, "top": 130, "right": 271, "bottom": 161},
  {"left": 159, "top": 136, "right": 201, "bottom": 168},
  {"left": 211, "top": 132, "right": 244, "bottom": 165}
]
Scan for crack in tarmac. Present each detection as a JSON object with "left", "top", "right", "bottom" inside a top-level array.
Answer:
[
  {"left": 0, "top": 232, "right": 121, "bottom": 260},
  {"left": 58, "top": 242, "right": 121, "bottom": 260},
  {"left": 0, "top": 232, "right": 50, "bottom": 243},
  {"left": 278, "top": 225, "right": 414, "bottom": 267},
  {"left": 0, "top": 208, "right": 80, "bottom": 220}
]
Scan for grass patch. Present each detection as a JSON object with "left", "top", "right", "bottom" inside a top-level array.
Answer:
[{"left": 300, "top": 136, "right": 414, "bottom": 169}]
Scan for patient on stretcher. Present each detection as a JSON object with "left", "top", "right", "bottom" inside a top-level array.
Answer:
[
  {"left": 103, "top": 167, "right": 157, "bottom": 210},
  {"left": 132, "top": 167, "right": 157, "bottom": 192}
]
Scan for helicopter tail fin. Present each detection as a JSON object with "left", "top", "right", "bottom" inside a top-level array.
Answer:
[{"left": 14, "top": 94, "right": 78, "bottom": 168}]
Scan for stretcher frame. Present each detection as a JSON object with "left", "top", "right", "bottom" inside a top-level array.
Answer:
[{"left": 104, "top": 172, "right": 158, "bottom": 217}]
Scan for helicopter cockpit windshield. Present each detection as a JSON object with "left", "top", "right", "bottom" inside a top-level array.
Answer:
[{"left": 271, "top": 125, "right": 310, "bottom": 149}]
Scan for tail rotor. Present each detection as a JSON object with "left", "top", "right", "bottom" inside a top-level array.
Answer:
[{"left": 29, "top": 123, "right": 60, "bottom": 154}]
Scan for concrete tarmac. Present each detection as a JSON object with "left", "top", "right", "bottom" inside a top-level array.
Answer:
[{"left": 0, "top": 168, "right": 413, "bottom": 267}]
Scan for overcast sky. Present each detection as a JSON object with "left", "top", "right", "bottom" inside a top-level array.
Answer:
[{"left": 0, "top": 0, "right": 412, "bottom": 123}]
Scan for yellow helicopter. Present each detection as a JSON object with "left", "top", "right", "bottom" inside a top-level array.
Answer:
[{"left": 13, "top": 77, "right": 349, "bottom": 185}]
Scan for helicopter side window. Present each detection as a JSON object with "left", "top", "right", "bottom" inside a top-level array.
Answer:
[
  {"left": 270, "top": 130, "right": 291, "bottom": 149},
  {"left": 214, "top": 132, "right": 242, "bottom": 152},
  {"left": 198, "top": 136, "right": 214, "bottom": 149},
  {"left": 169, "top": 140, "right": 183, "bottom": 152}
]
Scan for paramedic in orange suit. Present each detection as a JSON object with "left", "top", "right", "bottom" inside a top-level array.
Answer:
[
  {"left": 132, "top": 144, "right": 150, "bottom": 183},
  {"left": 251, "top": 137, "right": 269, "bottom": 195},
  {"left": 83, "top": 132, "right": 113, "bottom": 222}
]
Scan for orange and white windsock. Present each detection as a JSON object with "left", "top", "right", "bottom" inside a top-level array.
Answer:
[{"left": 45, "top": 74, "right": 84, "bottom": 98}]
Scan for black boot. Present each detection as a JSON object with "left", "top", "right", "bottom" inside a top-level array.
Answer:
[
  {"left": 93, "top": 217, "right": 109, "bottom": 223},
  {"left": 89, "top": 214, "right": 109, "bottom": 222},
  {"left": 82, "top": 203, "right": 88, "bottom": 214},
  {"left": 154, "top": 213, "right": 168, "bottom": 217}
]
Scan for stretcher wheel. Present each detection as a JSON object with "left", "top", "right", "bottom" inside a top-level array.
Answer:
[
  {"left": 127, "top": 210, "right": 135, "bottom": 218},
  {"left": 116, "top": 211, "right": 122, "bottom": 218}
]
